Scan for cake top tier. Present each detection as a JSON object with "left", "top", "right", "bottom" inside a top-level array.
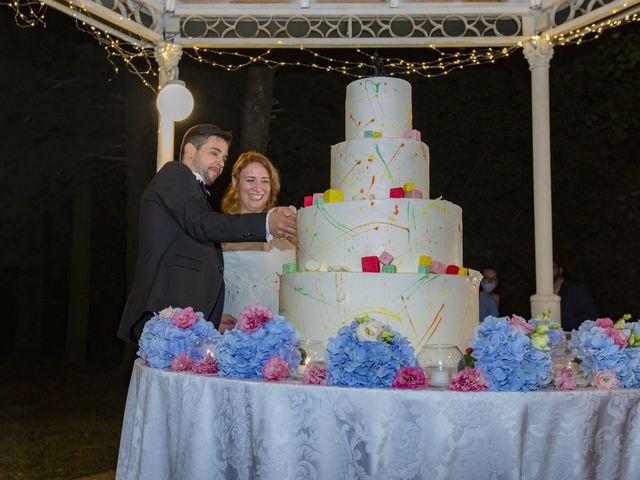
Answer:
[{"left": 345, "top": 77, "right": 412, "bottom": 140}]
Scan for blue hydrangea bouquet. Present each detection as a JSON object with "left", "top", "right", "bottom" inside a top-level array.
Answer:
[
  {"left": 469, "top": 315, "right": 553, "bottom": 391},
  {"left": 214, "top": 305, "right": 301, "bottom": 379},
  {"left": 570, "top": 315, "right": 640, "bottom": 388},
  {"left": 137, "top": 307, "right": 220, "bottom": 369},
  {"left": 326, "top": 315, "right": 417, "bottom": 388}
]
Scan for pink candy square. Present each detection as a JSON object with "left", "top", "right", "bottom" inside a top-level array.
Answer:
[
  {"left": 378, "top": 250, "right": 394, "bottom": 265},
  {"left": 430, "top": 261, "right": 446, "bottom": 274},
  {"left": 404, "top": 189, "right": 423, "bottom": 199},
  {"left": 403, "top": 130, "right": 421, "bottom": 141}
]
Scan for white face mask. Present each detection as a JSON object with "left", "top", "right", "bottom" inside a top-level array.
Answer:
[{"left": 481, "top": 283, "right": 496, "bottom": 294}]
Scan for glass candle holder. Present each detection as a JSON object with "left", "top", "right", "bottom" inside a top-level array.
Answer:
[
  {"left": 417, "top": 344, "right": 463, "bottom": 388},
  {"left": 550, "top": 344, "right": 594, "bottom": 388},
  {"left": 297, "top": 340, "right": 326, "bottom": 375},
  {"left": 190, "top": 336, "right": 220, "bottom": 362}
]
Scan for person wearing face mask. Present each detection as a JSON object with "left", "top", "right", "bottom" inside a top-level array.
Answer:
[
  {"left": 479, "top": 266, "right": 500, "bottom": 322},
  {"left": 218, "top": 151, "right": 296, "bottom": 331},
  {"left": 553, "top": 261, "right": 598, "bottom": 331}
]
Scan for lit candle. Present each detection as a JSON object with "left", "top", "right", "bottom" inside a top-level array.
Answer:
[{"left": 429, "top": 368, "right": 450, "bottom": 388}]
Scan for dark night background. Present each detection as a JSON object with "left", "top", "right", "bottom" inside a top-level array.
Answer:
[{"left": 1, "top": 9, "right": 639, "bottom": 369}]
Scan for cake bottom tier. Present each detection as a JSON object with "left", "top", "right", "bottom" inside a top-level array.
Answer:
[{"left": 279, "top": 271, "right": 480, "bottom": 353}]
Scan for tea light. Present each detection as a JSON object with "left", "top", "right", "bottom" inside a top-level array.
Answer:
[{"left": 429, "top": 367, "right": 450, "bottom": 388}]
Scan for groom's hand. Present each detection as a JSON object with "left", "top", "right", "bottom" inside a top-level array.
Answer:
[{"left": 268, "top": 206, "right": 297, "bottom": 239}]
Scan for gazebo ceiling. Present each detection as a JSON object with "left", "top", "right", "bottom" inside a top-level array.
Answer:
[{"left": 42, "top": 0, "right": 638, "bottom": 48}]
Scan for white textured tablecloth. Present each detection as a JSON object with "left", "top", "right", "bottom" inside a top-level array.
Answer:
[{"left": 117, "top": 359, "right": 640, "bottom": 480}]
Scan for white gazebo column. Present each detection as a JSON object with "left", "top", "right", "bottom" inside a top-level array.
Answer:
[
  {"left": 154, "top": 41, "right": 183, "bottom": 171},
  {"left": 524, "top": 38, "right": 561, "bottom": 324}
]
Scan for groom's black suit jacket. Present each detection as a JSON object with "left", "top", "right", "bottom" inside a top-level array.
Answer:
[{"left": 117, "top": 161, "right": 267, "bottom": 343}]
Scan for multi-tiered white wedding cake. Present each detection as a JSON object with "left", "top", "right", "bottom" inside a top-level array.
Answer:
[{"left": 280, "top": 77, "right": 479, "bottom": 351}]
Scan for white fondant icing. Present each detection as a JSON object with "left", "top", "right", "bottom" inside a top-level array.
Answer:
[
  {"left": 331, "top": 138, "right": 429, "bottom": 200},
  {"left": 279, "top": 271, "right": 480, "bottom": 352},
  {"left": 297, "top": 198, "right": 462, "bottom": 273},
  {"left": 345, "top": 77, "right": 412, "bottom": 140}
]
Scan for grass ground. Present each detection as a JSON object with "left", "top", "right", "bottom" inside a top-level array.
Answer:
[{"left": 0, "top": 360, "right": 131, "bottom": 480}]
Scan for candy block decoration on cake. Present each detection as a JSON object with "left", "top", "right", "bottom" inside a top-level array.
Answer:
[
  {"left": 324, "top": 189, "right": 343, "bottom": 203},
  {"left": 405, "top": 189, "right": 423, "bottom": 199},
  {"left": 304, "top": 195, "right": 313, "bottom": 207},
  {"left": 313, "top": 192, "right": 324, "bottom": 205},
  {"left": 446, "top": 265, "right": 460, "bottom": 275},
  {"left": 389, "top": 187, "right": 405, "bottom": 198},
  {"left": 376, "top": 247, "right": 394, "bottom": 265},
  {"left": 280, "top": 77, "right": 479, "bottom": 353},
  {"left": 403, "top": 130, "right": 421, "bottom": 141},
  {"left": 361, "top": 256, "right": 380, "bottom": 273},
  {"left": 429, "top": 261, "right": 446, "bottom": 274}
]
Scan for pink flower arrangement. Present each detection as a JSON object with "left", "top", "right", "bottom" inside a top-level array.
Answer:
[
  {"left": 604, "top": 327, "right": 628, "bottom": 348},
  {"left": 303, "top": 364, "right": 327, "bottom": 385},
  {"left": 262, "top": 356, "right": 289, "bottom": 381},
  {"left": 237, "top": 305, "right": 272, "bottom": 333},
  {"left": 595, "top": 317, "right": 614, "bottom": 328},
  {"left": 593, "top": 370, "right": 619, "bottom": 390},
  {"left": 554, "top": 367, "right": 577, "bottom": 390},
  {"left": 192, "top": 354, "right": 219, "bottom": 375},
  {"left": 171, "top": 352, "right": 193, "bottom": 372},
  {"left": 508, "top": 315, "right": 534, "bottom": 335},
  {"left": 392, "top": 366, "right": 428, "bottom": 389},
  {"left": 449, "top": 367, "right": 490, "bottom": 392},
  {"left": 171, "top": 307, "right": 198, "bottom": 329}
]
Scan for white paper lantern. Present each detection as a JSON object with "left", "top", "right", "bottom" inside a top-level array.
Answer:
[{"left": 156, "top": 80, "right": 194, "bottom": 121}]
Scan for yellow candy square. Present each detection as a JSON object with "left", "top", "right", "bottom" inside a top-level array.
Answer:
[
  {"left": 458, "top": 267, "right": 469, "bottom": 276},
  {"left": 324, "top": 188, "right": 344, "bottom": 203},
  {"left": 403, "top": 183, "right": 416, "bottom": 192},
  {"left": 419, "top": 255, "right": 432, "bottom": 266}
]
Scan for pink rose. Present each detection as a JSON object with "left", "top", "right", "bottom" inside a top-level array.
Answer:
[
  {"left": 392, "top": 366, "right": 428, "bottom": 389},
  {"left": 192, "top": 354, "right": 219, "bottom": 375},
  {"left": 171, "top": 307, "right": 198, "bottom": 329},
  {"left": 603, "top": 327, "right": 628, "bottom": 347},
  {"left": 171, "top": 353, "right": 193, "bottom": 372},
  {"left": 555, "top": 367, "right": 577, "bottom": 390},
  {"left": 595, "top": 317, "right": 614, "bottom": 328},
  {"left": 508, "top": 315, "right": 534, "bottom": 335},
  {"left": 303, "top": 364, "right": 327, "bottom": 385},
  {"left": 262, "top": 356, "right": 289, "bottom": 381},
  {"left": 593, "top": 370, "right": 619, "bottom": 390},
  {"left": 237, "top": 305, "right": 272, "bottom": 333},
  {"left": 449, "top": 367, "right": 490, "bottom": 392}
]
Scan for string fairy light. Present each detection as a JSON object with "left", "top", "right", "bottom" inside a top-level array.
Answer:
[{"left": 3, "top": 0, "right": 639, "bottom": 86}]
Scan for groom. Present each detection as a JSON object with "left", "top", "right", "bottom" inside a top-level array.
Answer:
[{"left": 118, "top": 124, "right": 296, "bottom": 343}]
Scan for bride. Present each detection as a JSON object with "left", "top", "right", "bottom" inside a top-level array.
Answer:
[{"left": 219, "top": 151, "right": 296, "bottom": 331}]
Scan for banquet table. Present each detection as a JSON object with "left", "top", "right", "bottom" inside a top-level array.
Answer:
[{"left": 117, "top": 359, "right": 640, "bottom": 480}]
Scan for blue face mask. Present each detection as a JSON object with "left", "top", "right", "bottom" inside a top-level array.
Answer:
[{"left": 481, "top": 282, "right": 496, "bottom": 294}]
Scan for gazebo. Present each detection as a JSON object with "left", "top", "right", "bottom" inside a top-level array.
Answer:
[{"left": 16, "top": 0, "right": 640, "bottom": 322}]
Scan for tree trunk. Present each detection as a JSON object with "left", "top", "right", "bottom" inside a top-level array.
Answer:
[
  {"left": 239, "top": 66, "right": 275, "bottom": 154},
  {"left": 63, "top": 181, "right": 92, "bottom": 366},
  {"left": 13, "top": 217, "right": 44, "bottom": 358}
]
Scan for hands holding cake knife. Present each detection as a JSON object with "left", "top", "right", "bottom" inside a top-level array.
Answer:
[{"left": 268, "top": 206, "right": 297, "bottom": 241}]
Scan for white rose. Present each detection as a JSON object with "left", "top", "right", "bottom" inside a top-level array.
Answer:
[{"left": 356, "top": 320, "right": 383, "bottom": 342}]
